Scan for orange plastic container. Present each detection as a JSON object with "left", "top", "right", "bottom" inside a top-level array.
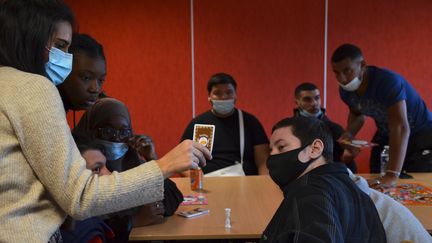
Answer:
[{"left": 190, "top": 167, "right": 203, "bottom": 191}]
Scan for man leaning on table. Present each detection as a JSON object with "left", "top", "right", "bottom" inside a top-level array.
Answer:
[
  {"left": 261, "top": 117, "right": 386, "bottom": 242},
  {"left": 331, "top": 43, "right": 432, "bottom": 188}
]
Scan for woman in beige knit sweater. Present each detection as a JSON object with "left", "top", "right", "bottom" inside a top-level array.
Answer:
[{"left": 0, "top": 1, "right": 210, "bottom": 242}]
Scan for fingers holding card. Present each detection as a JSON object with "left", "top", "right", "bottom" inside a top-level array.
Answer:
[{"left": 193, "top": 124, "right": 215, "bottom": 153}]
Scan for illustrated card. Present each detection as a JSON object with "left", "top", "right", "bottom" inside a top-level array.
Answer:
[
  {"left": 379, "top": 183, "right": 432, "bottom": 206},
  {"left": 338, "top": 139, "right": 378, "bottom": 148},
  {"left": 180, "top": 194, "right": 208, "bottom": 206},
  {"left": 193, "top": 124, "right": 215, "bottom": 153},
  {"left": 177, "top": 207, "right": 210, "bottom": 218}
]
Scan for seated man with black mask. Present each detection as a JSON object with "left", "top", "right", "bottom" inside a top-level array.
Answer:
[{"left": 261, "top": 117, "right": 386, "bottom": 242}]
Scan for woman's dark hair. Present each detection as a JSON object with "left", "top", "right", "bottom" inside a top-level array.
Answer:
[
  {"left": 69, "top": 33, "right": 106, "bottom": 61},
  {"left": 0, "top": 0, "right": 75, "bottom": 76},
  {"left": 272, "top": 116, "right": 334, "bottom": 162},
  {"left": 207, "top": 72, "right": 237, "bottom": 94}
]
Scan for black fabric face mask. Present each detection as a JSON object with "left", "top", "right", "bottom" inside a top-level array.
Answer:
[{"left": 266, "top": 145, "right": 316, "bottom": 189}]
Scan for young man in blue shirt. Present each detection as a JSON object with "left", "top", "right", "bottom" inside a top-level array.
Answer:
[{"left": 331, "top": 43, "right": 432, "bottom": 188}]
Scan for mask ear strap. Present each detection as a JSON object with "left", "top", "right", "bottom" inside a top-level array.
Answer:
[
  {"left": 304, "top": 151, "right": 320, "bottom": 165},
  {"left": 308, "top": 155, "right": 320, "bottom": 164},
  {"left": 297, "top": 144, "right": 311, "bottom": 163}
]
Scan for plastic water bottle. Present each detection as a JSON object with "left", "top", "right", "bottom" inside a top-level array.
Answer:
[{"left": 380, "top": 145, "right": 390, "bottom": 176}]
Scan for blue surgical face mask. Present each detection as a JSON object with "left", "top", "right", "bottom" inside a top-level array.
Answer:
[
  {"left": 211, "top": 99, "right": 235, "bottom": 115},
  {"left": 299, "top": 108, "right": 323, "bottom": 118},
  {"left": 45, "top": 47, "right": 73, "bottom": 86},
  {"left": 95, "top": 139, "right": 129, "bottom": 161}
]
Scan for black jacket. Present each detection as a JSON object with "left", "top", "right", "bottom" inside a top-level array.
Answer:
[{"left": 260, "top": 163, "right": 386, "bottom": 243}]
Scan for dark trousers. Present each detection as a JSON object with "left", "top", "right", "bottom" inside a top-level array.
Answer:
[{"left": 370, "top": 129, "right": 432, "bottom": 173}]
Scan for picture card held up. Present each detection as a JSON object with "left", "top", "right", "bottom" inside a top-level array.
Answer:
[{"left": 193, "top": 124, "right": 215, "bottom": 153}]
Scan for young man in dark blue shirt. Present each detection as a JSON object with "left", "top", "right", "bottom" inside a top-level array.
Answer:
[{"left": 331, "top": 43, "right": 432, "bottom": 188}]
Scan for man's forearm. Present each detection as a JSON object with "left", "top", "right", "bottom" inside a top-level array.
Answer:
[
  {"left": 346, "top": 112, "right": 365, "bottom": 136},
  {"left": 387, "top": 124, "right": 410, "bottom": 174}
]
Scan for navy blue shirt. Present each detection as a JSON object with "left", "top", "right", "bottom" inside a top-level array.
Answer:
[{"left": 340, "top": 66, "right": 432, "bottom": 136}]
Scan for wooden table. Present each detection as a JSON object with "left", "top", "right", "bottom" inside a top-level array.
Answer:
[
  {"left": 129, "top": 176, "right": 282, "bottom": 241},
  {"left": 130, "top": 174, "right": 432, "bottom": 240},
  {"left": 361, "top": 173, "right": 432, "bottom": 234}
]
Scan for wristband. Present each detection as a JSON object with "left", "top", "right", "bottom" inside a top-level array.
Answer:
[{"left": 386, "top": 170, "right": 401, "bottom": 177}]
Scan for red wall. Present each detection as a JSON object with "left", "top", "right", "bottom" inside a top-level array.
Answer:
[
  {"left": 66, "top": 0, "right": 193, "bottom": 157},
  {"left": 66, "top": 0, "right": 432, "bottom": 173},
  {"left": 194, "top": 0, "right": 324, "bottom": 133}
]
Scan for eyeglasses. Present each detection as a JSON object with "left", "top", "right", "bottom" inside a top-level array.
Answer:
[{"left": 97, "top": 127, "right": 132, "bottom": 141}]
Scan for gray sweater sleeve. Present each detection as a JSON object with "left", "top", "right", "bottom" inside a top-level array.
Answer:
[{"left": 6, "top": 73, "right": 164, "bottom": 220}]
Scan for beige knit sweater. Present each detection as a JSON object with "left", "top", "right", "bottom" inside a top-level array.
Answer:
[{"left": 0, "top": 67, "right": 164, "bottom": 242}]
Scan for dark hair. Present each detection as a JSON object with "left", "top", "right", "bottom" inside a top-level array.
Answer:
[
  {"left": 272, "top": 117, "right": 333, "bottom": 162},
  {"left": 294, "top": 82, "right": 318, "bottom": 99},
  {"left": 207, "top": 73, "right": 237, "bottom": 93},
  {"left": 331, "top": 43, "right": 363, "bottom": 63},
  {"left": 72, "top": 131, "right": 106, "bottom": 156},
  {"left": 69, "top": 33, "right": 105, "bottom": 61},
  {"left": 0, "top": 0, "right": 75, "bottom": 76}
]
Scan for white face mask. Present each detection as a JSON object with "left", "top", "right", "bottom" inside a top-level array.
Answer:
[
  {"left": 339, "top": 76, "right": 362, "bottom": 92},
  {"left": 299, "top": 108, "right": 323, "bottom": 118},
  {"left": 211, "top": 99, "right": 235, "bottom": 115}
]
